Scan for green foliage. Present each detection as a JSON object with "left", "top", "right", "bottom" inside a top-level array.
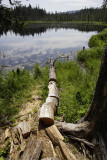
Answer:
[
  {"left": 77, "top": 47, "right": 103, "bottom": 63},
  {"left": 0, "top": 68, "right": 35, "bottom": 123},
  {"left": 55, "top": 61, "right": 95, "bottom": 122},
  {"left": 89, "top": 28, "right": 107, "bottom": 47},
  {"left": 34, "top": 64, "right": 41, "bottom": 79},
  {"left": 0, "top": 138, "right": 10, "bottom": 158}
]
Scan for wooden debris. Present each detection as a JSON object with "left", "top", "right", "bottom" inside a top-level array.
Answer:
[
  {"left": 5, "top": 128, "right": 11, "bottom": 140},
  {"left": 37, "top": 129, "right": 57, "bottom": 159},
  {"left": 55, "top": 146, "right": 65, "bottom": 160},
  {"left": 45, "top": 125, "right": 64, "bottom": 145},
  {"left": 17, "top": 121, "right": 31, "bottom": 138},
  {"left": 10, "top": 138, "right": 14, "bottom": 154},
  {"left": 11, "top": 131, "right": 19, "bottom": 145},
  {"left": 39, "top": 102, "right": 55, "bottom": 126},
  {"left": 59, "top": 140, "right": 77, "bottom": 160},
  {"left": 20, "top": 139, "right": 42, "bottom": 160}
]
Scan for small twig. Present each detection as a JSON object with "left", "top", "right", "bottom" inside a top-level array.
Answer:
[
  {"left": 68, "top": 135, "right": 95, "bottom": 148},
  {"left": 81, "top": 142, "right": 87, "bottom": 160}
]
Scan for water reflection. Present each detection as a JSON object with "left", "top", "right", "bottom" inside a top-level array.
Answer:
[{"left": 0, "top": 23, "right": 104, "bottom": 70}]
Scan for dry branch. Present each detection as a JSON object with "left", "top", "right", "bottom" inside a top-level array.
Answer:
[{"left": 69, "top": 135, "right": 95, "bottom": 148}]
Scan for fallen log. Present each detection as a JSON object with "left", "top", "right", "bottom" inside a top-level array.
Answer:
[
  {"left": 39, "top": 102, "right": 56, "bottom": 126},
  {"left": 45, "top": 125, "right": 64, "bottom": 145},
  {"left": 49, "top": 66, "right": 57, "bottom": 82},
  {"left": 20, "top": 139, "right": 42, "bottom": 160},
  {"left": 48, "top": 81, "right": 59, "bottom": 99},
  {"left": 59, "top": 140, "right": 77, "bottom": 160}
]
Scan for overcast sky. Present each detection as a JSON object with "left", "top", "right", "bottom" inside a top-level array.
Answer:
[{"left": 3, "top": 0, "right": 103, "bottom": 12}]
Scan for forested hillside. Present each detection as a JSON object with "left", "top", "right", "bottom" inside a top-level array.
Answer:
[{"left": 13, "top": 5, "right": 107, "bottom": 22}]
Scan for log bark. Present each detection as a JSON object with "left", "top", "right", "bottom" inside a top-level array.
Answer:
[
  {"left": 20, "top": 139, "right": 42, "bottom": 160},
  {"left": 48, "top": 81, "right": 59, "bottom": 99},
  {"left": 45, "top": 125, "right": 64, "bottom": 145},
  {"left": 59, "top": 140, "right": 77, "bottom": 160},
  {"left": 46, "top": 97, "right": 59, "bottom": 108},
  {"left": 49, "top": 66, "right": 57, "bottom": 82},
  {"left": 17, "top": 121, "right": 31, "bottom": 138},
  {"left": 39, "top": 102, "right": 56, "bottom": 126}
]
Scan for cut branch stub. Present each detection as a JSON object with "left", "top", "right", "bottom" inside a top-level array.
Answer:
[
  {"left": 39, "top": 102, "right": 56, "bottom": 126},
  {"left": 49, "top": 66, "right": 57, "bottom": 82},
  {"left": 48, "top": 81, "right": 59, "bottom": 99}
]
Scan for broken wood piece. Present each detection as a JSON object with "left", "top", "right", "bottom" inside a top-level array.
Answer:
[
  {"left": 48, "top": 81, "right": 59, "bottom": 99},
  {"left": 41, "top": 158, "right": 59, "bottom": 160},
  {"left": 10, "top": 138, "right": 14, "bottom": 154},
  {"left": 5, "top": 128, "right": 11, "bottom": 140},
  {"left": 20, "top": 139, "right": 42, "bottom": 160},
  {"left": 11, "top": 131, "right": 19, "bottom": 145},
  {"left": 17, "top": 121, "right": 31, "bottom": 138},
  {"left": 45, "top": 125, "right": 64, "bottom": 145},
  {"left": 39, "top": 102, "right": 56, "bottom": 126},
  {"left": 49, "top": 66, "right": 57, "bottom": 82},
  {"left": 17, "top": 127, "right": 23, "bottom": 143},
  {"left": 59, "top": 140, "right": 77, "bottom": 160}
]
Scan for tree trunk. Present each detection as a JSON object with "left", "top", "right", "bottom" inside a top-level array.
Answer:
[{"left": 56, "top": 44, "right": 107, "bottom": 159}]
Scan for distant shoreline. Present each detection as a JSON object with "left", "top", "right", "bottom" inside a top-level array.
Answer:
[{"left": 25, "top": 21, "right": 107, "bottom": 26}]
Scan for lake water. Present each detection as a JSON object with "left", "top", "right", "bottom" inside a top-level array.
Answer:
[{"left": 0, "top": 24, "right": 101, "bottom": 70}]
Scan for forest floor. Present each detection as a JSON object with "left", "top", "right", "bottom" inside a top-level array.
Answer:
[{"left": 0, "top": 85, "right": 91, "bottom": 160}]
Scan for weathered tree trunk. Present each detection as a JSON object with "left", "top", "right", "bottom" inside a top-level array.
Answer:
[{"left": 56, "top": 44, "right": 107, "bottom": 159}]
